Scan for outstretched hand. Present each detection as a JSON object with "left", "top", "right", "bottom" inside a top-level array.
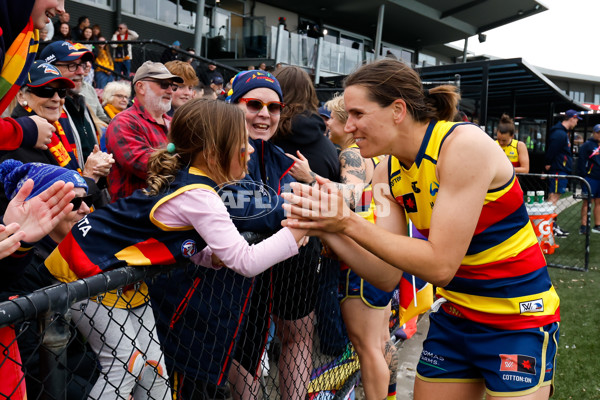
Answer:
[
  {"left": 286, "top": 150, "right": 318, "bottom": 184},
  {"left": 281, "top": 175, "right": 353, "bottom": 233},
  {"left": 3, "top": 179, "right": 76, "bottom": 243}
]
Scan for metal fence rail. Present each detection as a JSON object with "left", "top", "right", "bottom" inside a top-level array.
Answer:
[
  {"left": 516, "top": 173, "right": 592, "bottom": 272},
  {"left": 0, "top": 232, "right": 383, "bottom": 400}
]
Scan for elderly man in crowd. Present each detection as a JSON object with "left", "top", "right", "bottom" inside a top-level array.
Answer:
[{"left": 104, "top": 61, "right": 182, "bottom": 201}]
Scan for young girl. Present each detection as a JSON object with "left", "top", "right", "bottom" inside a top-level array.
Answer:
[{"left": 43, "top": 98, "right": 307, "bottom": 400}]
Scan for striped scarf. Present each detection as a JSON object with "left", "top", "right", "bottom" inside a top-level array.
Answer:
[
  {"left": 0, "top": 18, "right": 39, "bottom": 113},
  {"left": 23, "top": 105, "right": 82, "bottom": 173}
]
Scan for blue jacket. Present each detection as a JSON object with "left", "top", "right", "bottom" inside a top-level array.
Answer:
[
  {"left": 147, "top": 138, "right": 295, "bottom": 384},
  {"left": 545, "top": 121, "right": 572, "bottom": 173},
  {"left": 578, "top": 137, "right": 600, "bottom": 180},
  {"left": 225, "top": 138, "right": 295, "bottom": 232}
]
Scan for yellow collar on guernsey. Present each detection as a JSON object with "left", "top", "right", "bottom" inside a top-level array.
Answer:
[{"left": 150, "top": 167, "right": 218, "bottom": 231}]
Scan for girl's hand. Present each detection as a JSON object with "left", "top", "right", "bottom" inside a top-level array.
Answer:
[
  {"left": 286, "top": 151, "right": 317, "bottom": 184},
  {"left": 210, "top": 253, "right": 225, "bottom": 269}
]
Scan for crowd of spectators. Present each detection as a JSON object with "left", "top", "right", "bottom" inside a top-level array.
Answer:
[
  {"left": 0, "top": 3, "right": 414, "bottom": 400},
  {"left": 0, "top": 2, "right": 311, "bottom": 398}
]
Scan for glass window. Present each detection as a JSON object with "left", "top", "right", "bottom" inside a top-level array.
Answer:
[
  {"left": 122, "top": 0, "right": 134, "bottom": 13},
  {"left": 418, "top": 53, "right": 436, "bottom": 67},
  {"left": 75, "top": 0, "right": 112, "bottom": 8},
  {"left": 137, "top": 0, "right": 157, "bottom": 19},
  {"left": 158, "top": 0, "right": 177, "bottom": 25},
  {"left": 178, "top": 0, "right": 197, "bottom": 31}
]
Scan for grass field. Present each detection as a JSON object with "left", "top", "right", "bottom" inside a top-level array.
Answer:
[
  {"left": 548, "top": 200, "right": 600, "bottom": 399},
  {"left": 551, "top": 265, "right": 600, "bottom": 399}
]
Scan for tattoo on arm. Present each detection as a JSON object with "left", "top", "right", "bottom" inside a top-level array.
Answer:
[{"left": 338, "top": 149, "right": 368, "bottom": 209}]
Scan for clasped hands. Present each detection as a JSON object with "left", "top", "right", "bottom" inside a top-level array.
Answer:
[{"left": 281, "top": 175, "right": 352, "bottom": 235}]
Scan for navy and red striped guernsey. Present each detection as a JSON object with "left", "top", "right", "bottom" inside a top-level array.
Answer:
[
  {"left": 388, "top": 120, "right": 560, "bottom": 330},
  {"left": 44, "top": 166, "right": 216, "bottom": 308}
]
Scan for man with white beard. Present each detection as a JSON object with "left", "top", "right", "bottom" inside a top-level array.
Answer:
[{"left": 104, "top": 61, "right": 183, "bottom": 201}]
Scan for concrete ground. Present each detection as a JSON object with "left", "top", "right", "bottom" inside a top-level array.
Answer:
[{"left": 394, "top": 312, "right": 430, "bottom": 399}]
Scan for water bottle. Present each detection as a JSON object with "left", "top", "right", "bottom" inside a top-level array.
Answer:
[
  {"left": 526, "top": 191, "right": 535, "bottom": 204},
  {"left": 536, "top": 190, "right": 545, "bottom": 204}
]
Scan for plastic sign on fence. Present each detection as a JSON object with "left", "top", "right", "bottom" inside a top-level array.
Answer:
[{"left": 525, "top": 202, "right": 558, "bottom": 255}]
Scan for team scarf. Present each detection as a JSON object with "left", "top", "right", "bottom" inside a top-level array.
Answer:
[
  {"left": 103, "top": 103, "right": 121, "bottom": 119},
  {"left": 23, "top": 105, "right": 82, "bottom": 174},
  {"left": 0, "top": 18, "right": 39, "bottom": 113}
]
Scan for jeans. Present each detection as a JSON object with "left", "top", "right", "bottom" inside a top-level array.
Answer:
[
  {"left": 114, "top": 59, "right": 131, "bottom": 79},
  {"left": 95, "top": 71, "right": 113, "bottom": 89}
]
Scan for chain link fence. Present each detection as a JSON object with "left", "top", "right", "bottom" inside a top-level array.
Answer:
[
  {"left": 2, "top": 174, "right": 589, "bottom": 399},
  {"left": 0, "top": 232, "right": 412, "bottom": 400}
]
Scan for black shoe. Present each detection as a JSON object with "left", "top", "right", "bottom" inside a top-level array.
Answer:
[
  {"left": 554, "top": 225, "right": 569, "bottom": 237},
  {"left": 579, "top": 225, "right": 588, "bottom": 235}
]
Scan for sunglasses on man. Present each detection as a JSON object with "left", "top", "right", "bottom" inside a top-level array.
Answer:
[{"left": 142, "top": 79, "right": 179, "bottom": 91}]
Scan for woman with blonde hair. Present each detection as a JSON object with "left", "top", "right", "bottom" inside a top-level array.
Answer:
[
  {"left": 101, "top": 80, "right": 131, "bottom": 119},
  {"left": 323, "top": 93, "right": 398, "bottom": 400}
]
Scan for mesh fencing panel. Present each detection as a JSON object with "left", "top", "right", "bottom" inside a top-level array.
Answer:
[
  {"left": 0, "top": 233, "right": 404, "bottom": 400},
  {"left": 517, "top": 173, "right": 592, "bottom": 271}
]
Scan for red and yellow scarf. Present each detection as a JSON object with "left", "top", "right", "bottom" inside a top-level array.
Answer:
[
  {"left": 23, "top": 105, "right": 82, "bottom": 174},
  {"left": 0, "top": 18, "right": 38, "bottom": 113}
]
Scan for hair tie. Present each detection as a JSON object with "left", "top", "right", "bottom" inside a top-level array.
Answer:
[
  {"left": 166, "top": 143, "right": 176, "bottom": 154},
  {"left": 423, "top": 88, "right": 430, "bottom": 97}
]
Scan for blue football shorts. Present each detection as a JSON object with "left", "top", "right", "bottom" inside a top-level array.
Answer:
[
  {"left": 416, "top": 308, "right": 559, "bottom": 397},
  {"left": 338, "top": 265, "right": 395, "bottom": 308},
  {"left": 582, "top": 177, "right": 600, "bottom": 198}
]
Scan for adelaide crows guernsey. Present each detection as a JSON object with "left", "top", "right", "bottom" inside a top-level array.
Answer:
[
  {"left": 496, "top": 138, "right": 520, "bottom": 167},
  {"left": 388, "top": 120, "right": 560, "bottom": 330},
  {"left": 45, "top": 167, "right": 215, "bottom": 308}
]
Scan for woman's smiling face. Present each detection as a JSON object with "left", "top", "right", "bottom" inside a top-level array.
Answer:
[{"left": 237, "top": 88, "right": 281, "bottom": 141}]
